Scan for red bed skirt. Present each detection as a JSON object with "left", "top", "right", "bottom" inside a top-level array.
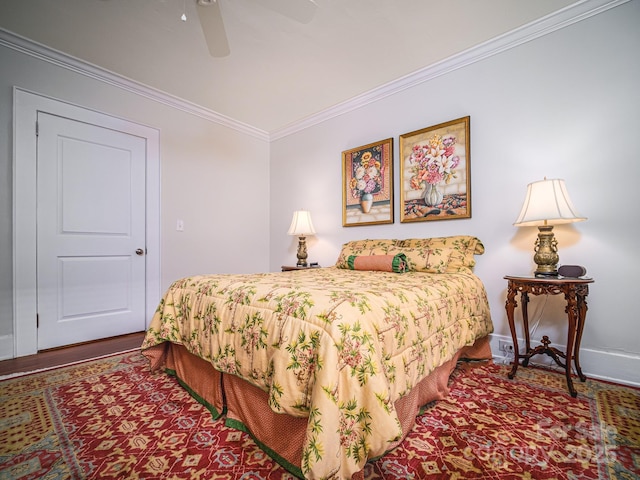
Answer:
[{"left": 143, "top": 336, "right": 492, "bottom": 479}]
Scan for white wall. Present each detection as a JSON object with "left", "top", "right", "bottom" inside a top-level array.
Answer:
[
  {"left": 0, "top": 40, "right": 271, "bottom": 350},
  {"left": 269, "top": 1, "right": 640, "bottom": 385}
]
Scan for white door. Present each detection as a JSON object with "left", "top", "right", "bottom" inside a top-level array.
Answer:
[{"left": 36, "top": 112, "right": 147, "bottom": 350}]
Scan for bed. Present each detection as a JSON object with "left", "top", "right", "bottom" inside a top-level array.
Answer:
[{"left": 141, "top": 235, "right": 494, "bottom": 479}]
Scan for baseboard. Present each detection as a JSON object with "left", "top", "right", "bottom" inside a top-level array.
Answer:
[
  {"left": 0, "top": 335, "right": 14, "bottom": 361},
  {"left": 490, "top": 334, "right": 640, "bottom": 388}
]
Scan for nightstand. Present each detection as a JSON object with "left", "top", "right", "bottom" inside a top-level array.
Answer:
[{"left": 504, "top": 275, "right": 594, "bottom": 397}]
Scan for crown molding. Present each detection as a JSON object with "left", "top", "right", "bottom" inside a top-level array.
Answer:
[
  {"left": 0, "top": 0, "right": 629, "bottom": 142},
  {"left": 0, "top": 28, "right": 270, "bottom": 141},
  {"left": 270, "top": 0, "right": 630, "bottom": 140}
]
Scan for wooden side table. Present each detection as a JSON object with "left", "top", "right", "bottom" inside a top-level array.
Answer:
[{"left": 504, "top": 275, "right": 594, "bottom": 397}]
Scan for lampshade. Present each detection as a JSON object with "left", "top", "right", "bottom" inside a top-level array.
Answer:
[
  {"left": 288, "top": 210, "right": 316, "bottom": 236},
  {"left": 514, "top": 178, "right": 586, "bottom": 227}
]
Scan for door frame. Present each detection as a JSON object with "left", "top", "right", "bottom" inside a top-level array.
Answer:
[{"left": 13, "top": 87, "right": 161, "bottom": 357}]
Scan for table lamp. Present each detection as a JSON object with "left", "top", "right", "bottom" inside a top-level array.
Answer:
[
  {"left": 514, "top": 178, "right": 586, "bottom": 276},
  {"left": 287, "top": 210, "right": 316, "bottom": 267}
]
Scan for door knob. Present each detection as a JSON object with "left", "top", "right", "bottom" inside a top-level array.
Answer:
[{"left": 135, "top": 248, "right": 145, "bottom": 256}]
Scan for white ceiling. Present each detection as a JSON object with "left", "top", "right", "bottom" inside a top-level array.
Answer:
[{"left": 0, "top": 0, "right": 577, "bottom": 133}]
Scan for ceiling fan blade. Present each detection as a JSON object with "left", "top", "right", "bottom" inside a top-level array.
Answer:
[
  {"left": 263, "top": 0, "right": 318, "bottom": 24},
  {"left": 196, "top": 0, "right": 230, "bottom": 57}
]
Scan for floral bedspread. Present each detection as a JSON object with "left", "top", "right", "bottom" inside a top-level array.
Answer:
[{"left": 142, "top": 267, "right": 493, "bottom": 479}]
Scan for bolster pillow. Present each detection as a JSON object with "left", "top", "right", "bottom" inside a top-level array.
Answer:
[{"left": 347, "top": 254, "right": 408, "bottom": 273}]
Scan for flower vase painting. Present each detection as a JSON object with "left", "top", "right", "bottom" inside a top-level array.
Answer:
[
  {"left": 400, "top": 116, "right": 471, "bottom": 223},
  {"left": 342, "top": 138, "right": 394, "bottom": 226}
]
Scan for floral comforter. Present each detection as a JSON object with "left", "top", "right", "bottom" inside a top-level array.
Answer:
[{"left": 142, "top": 267, "right": 493, "bottom": 479}]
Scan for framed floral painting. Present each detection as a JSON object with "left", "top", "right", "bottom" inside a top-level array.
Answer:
[
  {"left": 342, "top": 138, "right": 394, "bottom": 227},
  {"left": 399, "top": 116, "right": 471, "bottom": 223}
]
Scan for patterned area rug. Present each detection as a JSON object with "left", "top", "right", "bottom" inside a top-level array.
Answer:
[{"left": 1, "top": 351, "right": 638, "bottom": 479}]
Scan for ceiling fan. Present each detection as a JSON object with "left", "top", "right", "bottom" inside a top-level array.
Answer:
[{"left": 194, "top": 0, "right": 318, "bottom": 57}]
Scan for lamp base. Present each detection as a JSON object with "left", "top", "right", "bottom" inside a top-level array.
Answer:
[
  {"left": 534, "top": 270, "right": 559, "bottom": 278},
  {"left": 533, "top": 225, "right": 559, "bottom": 276}
]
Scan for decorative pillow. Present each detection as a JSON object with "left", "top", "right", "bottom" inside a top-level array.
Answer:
[
  {"left": 394, "top": 247, "right": 451, "bottom": 274},
  {"left": 394, "top": 236, "right": 484, "bottom": 272},
  {"left": 336, "top": 235, "right": 484, "bottom": 273},
  {"left": 335, "top": 239, "right": 396, "bottom": 269},
  {"left": 347, "top": 254, "right": 408, "bottom": 273}
]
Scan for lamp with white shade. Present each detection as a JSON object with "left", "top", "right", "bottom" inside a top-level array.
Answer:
[
  {"left": 514, "top": 178, "right": 586, "bottom": 276},
  {"left": 288, "top": 210, "right": 316, "bottom": 267}
]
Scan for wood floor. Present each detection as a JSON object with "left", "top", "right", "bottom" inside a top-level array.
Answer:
[{"left": 0, "top": 331, "right": 146, "bottom": 376}]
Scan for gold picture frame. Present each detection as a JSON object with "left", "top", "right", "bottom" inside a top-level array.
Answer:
[
  {"left": 342, "top": 138, "right": 394, "bottom": 227},
  {"left": 399, "top": 116, "right": 471, "bottom": 223}
]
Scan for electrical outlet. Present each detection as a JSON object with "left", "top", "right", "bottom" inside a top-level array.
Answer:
[{"left": 499, "top": 340, "right": 514, "bottom": 353}]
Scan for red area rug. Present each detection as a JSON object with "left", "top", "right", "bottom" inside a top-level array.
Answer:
[{"left": 1, "top": 351, "right": 638, "bottom": 479}]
